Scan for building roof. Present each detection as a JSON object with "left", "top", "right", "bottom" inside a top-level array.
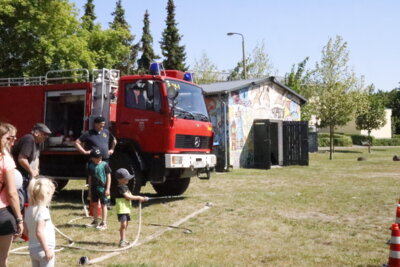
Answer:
[{"left": 200, "top": 76, "right": 307, "bottom": 104}]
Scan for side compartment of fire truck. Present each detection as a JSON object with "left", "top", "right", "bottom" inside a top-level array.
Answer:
[{"left": 41, "top": 89, "right": 88, "bottom": 188}]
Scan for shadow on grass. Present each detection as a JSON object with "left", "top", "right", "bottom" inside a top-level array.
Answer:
[
  {"left": 73, "top": 240, "right": 116, "bottom": 246},
  {"left": 141, "top": 193, "right": 186, "bottom": 206},
  {"left": 54, "top": 189, "right": 85, "bottom": 204},
  {"left": 318, "top": 150, "right": 362, "bottom": 154},
  {"left": 51, "top": 203, "right": 82, "bottom": 210},
  {"left": 334, "top": 150, "right": 362, "bottom": 154},
  {"left": 371, "top": 148, "right": 388, "bottom": 152},
  {"left": 57, "top": 223, "right": 88, "bottom": 229}
]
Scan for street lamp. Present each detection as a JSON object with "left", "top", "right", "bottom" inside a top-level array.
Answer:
[{"left": 227, "top": 32, "right": 246, "bottom": 79}]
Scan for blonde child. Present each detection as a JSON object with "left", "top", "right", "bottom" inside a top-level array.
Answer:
[
  {"left": 24, "top": 177, "right": 56, "bottom": 267},
  {"left": 114, "top": 168, "right": 148, "bottom": 247}
]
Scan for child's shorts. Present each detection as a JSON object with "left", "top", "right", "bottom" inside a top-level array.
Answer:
[
  {"left": 91, "top": 187, "right": 109, "bottom": 205},
  {"left": 118, "top": 214, "right": 131, "bottom": 222}
]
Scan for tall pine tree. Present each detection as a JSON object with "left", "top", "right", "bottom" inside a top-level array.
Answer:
[
  {"left": 160, "top": 0, "right": 187, "bottom": 70},
  {"left": 81, "top": 0, "right": 96, "bottom": 32},
  {"left": 109, "top": 0, "right": 137, "bottom": 74},
  {"left": 137, "top": 10, "right": 158, "bottom": 74}
]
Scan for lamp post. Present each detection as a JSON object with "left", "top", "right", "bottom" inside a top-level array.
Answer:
[{"left": 227, "top": 32, "right": 246, "bottom": 79}]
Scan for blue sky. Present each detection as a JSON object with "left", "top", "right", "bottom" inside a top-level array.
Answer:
[{"left": 70, "top": 0, "right": 400, "bottom": 91}]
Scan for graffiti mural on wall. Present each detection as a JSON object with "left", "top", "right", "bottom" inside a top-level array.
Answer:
[{"left": 206, "top": 82, "right": 302, "bottom": 169}]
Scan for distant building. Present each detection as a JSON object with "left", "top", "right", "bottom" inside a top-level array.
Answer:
[
  {"left": 201, "top": 77, "right": 308, "bottom": 171},
  {"left": 318, "top": 109, "right": 392, "bottom": 138}
]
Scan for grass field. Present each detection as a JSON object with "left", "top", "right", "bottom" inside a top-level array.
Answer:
[{"left": 8, "top": 147, "right": 400, "bottom": 266}]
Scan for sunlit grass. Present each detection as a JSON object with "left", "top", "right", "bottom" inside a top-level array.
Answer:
[{"left": 9, "top": 147, "right": 400, "bottom": 266}]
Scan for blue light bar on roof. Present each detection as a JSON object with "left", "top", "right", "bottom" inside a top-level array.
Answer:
[
  {"left": 183, "top": 72, "right": 193, "bottom": 82},
  {"left": 149, "top": 62, "right": 161, "bottom": 75}
]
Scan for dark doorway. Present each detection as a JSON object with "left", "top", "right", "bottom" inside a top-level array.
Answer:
[
  {"left": 253, "top": 120, "right": 271, "bottom": 169},
  {"left": 270, "top": 122, "right": 279, "bottom": 165},
  {"left": 282, "top": 121, "right": 309, "bottom": 166}
]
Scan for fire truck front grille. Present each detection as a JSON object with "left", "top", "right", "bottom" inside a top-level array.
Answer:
[{"left": 175, "top": 134, "right": 210, "bottom": 149}]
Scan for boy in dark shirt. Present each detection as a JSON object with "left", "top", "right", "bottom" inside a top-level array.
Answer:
[
  {"left": 87, "top": 148, "right": 111, "bottom": 230},
  {"left": 114, "top": 168, "right": 148, "bottom": 247}
]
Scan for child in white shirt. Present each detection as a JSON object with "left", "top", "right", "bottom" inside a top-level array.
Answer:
[{"left": 24, "top": 177, "right": 56, "bottom": 267}]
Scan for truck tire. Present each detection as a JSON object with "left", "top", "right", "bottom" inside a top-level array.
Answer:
[
  {"left": 151, "top": 177, "right": 190, "bottom": 196},
  {"left": 109, "top": 151, "right": 142, "bottom": 196},
  {"left": 54, "top": 179, "right": 69, "bottom": 191}
]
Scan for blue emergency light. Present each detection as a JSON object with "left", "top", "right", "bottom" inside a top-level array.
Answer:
[
  {"left": 183, "top": 72, "right": 193, "bottom": 82},
  {"left": 149, "top": 62, "right": 161, "bottom": 75}
]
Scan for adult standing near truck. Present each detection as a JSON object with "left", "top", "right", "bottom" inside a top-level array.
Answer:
[
  {"left": 0, "top": 122, "right": 24, "bottom": 267},
  {"left": 74, "top": 116, "right": 117, "bottom": 162},
  {"left": 11, "top": 123, "right": 51, "bottom": 206}
]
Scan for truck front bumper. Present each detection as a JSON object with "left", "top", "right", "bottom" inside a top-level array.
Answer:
[{"left": 165, "top": 154, "right": 216, "bottom": 169}]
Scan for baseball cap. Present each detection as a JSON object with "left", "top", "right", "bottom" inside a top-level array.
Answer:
[
  {"left": 94, "top": 116, "right": 105, "bottom": 124},
  {"left": 115, "top": 168, "right": 134, "bottom": 180},
  {"left": 90, "top": 148, "right": 102, "bottom": 158},
  {"left": 33, "top": 123, "right": 52, "bottom": 134}
]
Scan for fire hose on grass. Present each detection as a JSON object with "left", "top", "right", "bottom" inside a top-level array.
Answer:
[{"left": 11, "top": 184, "right": 213, "bottom": 266}]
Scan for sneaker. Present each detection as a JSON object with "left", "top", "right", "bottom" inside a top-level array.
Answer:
[
  {"left": 86, "top": 220, "right": 98, "bottom": 228},
  {"left": 96, "top": 222, "right": 107, "bottom": 230},
  {"left": 119, "top": 240, "right": 129, "bottom": 247}
]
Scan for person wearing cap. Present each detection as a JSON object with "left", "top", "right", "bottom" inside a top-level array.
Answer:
[
  {"left": 11, "top": 123, "right": 51, "bottom": 206},
  {"left": 86, "top": 148, "right": 111, "bottom": 230},
  {"left": 74, "top": 116, "right": 117, "bottom": 162},
  {"left": 114, "top": 168, "right": 148, "bottom": 247}
]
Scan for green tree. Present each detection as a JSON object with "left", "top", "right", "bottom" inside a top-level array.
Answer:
[
  {"left": 228, "top": 41, "right": 273, "bottom": 80},
  {"left": 285, "top": 57, "right": 310, "bottom": 93},
  {"left": 247, "top": 41, "right": 274, "bottom": 78},
  {"left": 0, "top": 0, "right": 94, "bottom": 77},
  {"left": 192, "top": 52, "right": 219, "bottom": 84},
  {"left": 137, "top": 10, "right": 158, "bottom": 74},
  {"left": 109, "top": 0, "right": 136, "bottom": 75},
  {"left": 81, "top": 0, "right": 96, "bottom": 32},
  {"left": 355, "top": 84, "right": 386, "bottom": 153},
  {"left": 284, "top": 57, "right": 315, "bottom": 120},
  {"left": 311, "top": 36, "right": 362, "bottom": 160},
  {"left": 378, "top": 88, "right": 400, "bottom": 134},
  {"left": 160, "top": 0, "right": 187, "bottom": 70}
]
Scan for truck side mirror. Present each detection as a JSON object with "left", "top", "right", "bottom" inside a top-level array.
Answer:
[{"left": 167, "top": 86, "right": 179, "bottom": 100}]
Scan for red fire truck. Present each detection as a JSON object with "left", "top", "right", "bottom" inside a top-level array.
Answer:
[{"left": 0, "top": 64, "right": 216, "bottom": 196}]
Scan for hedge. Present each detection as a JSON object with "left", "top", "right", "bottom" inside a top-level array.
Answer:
[
  {"left": 348, "top": 134, "right": 374, "bottom": 146},
  {"left": 318, "top": 134, "right": 353, "bottom": 147}
]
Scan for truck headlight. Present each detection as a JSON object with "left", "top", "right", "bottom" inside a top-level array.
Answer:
[{"left": 171, "top": 155, "right": 183, "bottom": 165}]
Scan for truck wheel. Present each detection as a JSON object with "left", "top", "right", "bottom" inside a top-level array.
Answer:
[
  {"left": 54, "top": 179, "right": 69, "bottom": 191},
  {"left": 151, "top": 178, "right": 190, "bottom": 196},
  {"left": 109, "top": 151, "right": 142, "bottom": 196}
]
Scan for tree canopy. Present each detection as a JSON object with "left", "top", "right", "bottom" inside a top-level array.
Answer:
[
  {"left": 192, "top": 52, "right": 219, "bottom": 84},
  {"left": 160, "top": 0, "right": 187, "bottom": 71},
  {"left": 309, "top": 36, "right": 363, "bottom": 159},
  {"left": 0, "top": 0, "right": 94, "bottom": 77},
  {"left": 355, "top": 84, "right": 386, "bottom": 153},
  {"left": 137, "top": 10, "right": 158, "bottom": 74}
]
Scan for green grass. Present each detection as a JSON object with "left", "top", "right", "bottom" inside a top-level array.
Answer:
[{"left": 9, "top": 147, "right": 400, "bottom": 266}]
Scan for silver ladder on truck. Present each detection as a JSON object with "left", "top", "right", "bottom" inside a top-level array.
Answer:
[{"left": 89, "top": 69, "right": 120, "bottom": 129}]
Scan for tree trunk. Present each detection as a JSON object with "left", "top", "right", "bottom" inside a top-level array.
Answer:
[
  {"left": 368, "top": 130, "right": 371, "bottom": 153},
  {"left": 329, "top": 125, "right": 334, "bottom": 160}
]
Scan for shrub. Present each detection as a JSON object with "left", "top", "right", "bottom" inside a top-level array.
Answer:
[
  {"left": 349, "top": 134, "right": 374, "bottom": 145},
  {"left": 373, "top": 138, "right": 400, "bottom": 146},
  {"left": 318, "top": 133, "right": 353, "bottom": 147}
]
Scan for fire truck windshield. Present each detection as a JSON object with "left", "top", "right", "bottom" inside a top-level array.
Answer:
[{"left": 166, "top": 79, "right": 209, "bottom": 122}]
